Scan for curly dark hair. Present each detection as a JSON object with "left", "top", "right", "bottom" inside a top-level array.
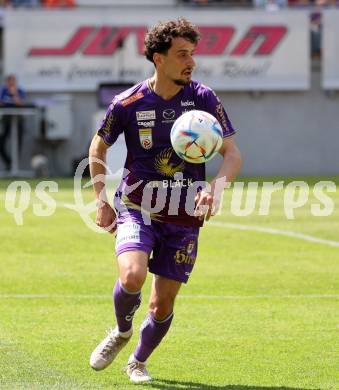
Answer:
[{"left": 144, "top": 18, "right": 200, "bottom": 64}]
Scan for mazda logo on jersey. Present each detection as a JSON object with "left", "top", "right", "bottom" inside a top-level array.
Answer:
[{"left": 163, "top": 109, "right": 176, "bottom": 120}]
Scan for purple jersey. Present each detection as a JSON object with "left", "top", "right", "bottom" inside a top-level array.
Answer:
[{"left": 97, "top": 79, "right": 236, "bottom": 227}]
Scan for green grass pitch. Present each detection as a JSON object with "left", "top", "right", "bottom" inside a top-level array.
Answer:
[{"left": 0, "top": 177, "right": 338, "bottom": 390}]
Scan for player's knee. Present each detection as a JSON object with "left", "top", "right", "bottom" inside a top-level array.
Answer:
[
  {"left": 120, "top": 269, "right": 146, "bottom": 292},
  {"left": 149, "top": 299, "right": 174, "bottom": 321}
]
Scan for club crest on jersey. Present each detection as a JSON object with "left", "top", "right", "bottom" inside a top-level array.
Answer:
[{"left": 139, "top": 128, "right": 153, "bottom": 150}]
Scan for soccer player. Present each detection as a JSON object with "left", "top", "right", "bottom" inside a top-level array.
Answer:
[{"left": 89, "top": 18, "right": 242, "bottom": 383}]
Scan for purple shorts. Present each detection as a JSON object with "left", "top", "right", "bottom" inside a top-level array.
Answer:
[{"left": 115, "top": 209, "right": 199, "bottom": 283}]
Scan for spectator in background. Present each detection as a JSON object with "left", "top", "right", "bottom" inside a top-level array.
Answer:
[
  {"left": 311, "top": 7, "right": 322, "bottom": 57},
  {"left": 0, "top": 75, "right": 26, "bottom": 170},
  {"left": 0, "top": 75, "right": 25, "bottom": 106}
]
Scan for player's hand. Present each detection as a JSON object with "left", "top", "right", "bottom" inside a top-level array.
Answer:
[
  {"left": 194, "top": 182, "right": 222, "bottom": 221},
  {"left": 194, "top": 190, "right": 214, "bottom": 221},
  {"left": 96, "top": 201, "right": 117, "bottom": 234}
]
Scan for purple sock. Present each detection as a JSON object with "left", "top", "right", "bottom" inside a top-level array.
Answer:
[
  {"left": 134, "top": 312, "right": 174, "bottom": 363},
  {"left": 113, "top": 279, "right": 141, "bottom": 333}
]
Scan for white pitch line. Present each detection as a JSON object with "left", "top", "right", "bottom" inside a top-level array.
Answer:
[
  {"left": 209, "top": 221, "right": 339, "bottom": 248},
  {"left": 0, "top": 294, "right": 338, "bottom": 300},
  {"left": 180, "top": 294, "right": 339, "bottom": 299}
]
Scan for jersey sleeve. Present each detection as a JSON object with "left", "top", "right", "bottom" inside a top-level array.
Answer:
[
  {"left": 97, "top": 98, "right": 125, "bottom": 146},
  {"left": 197, "top": 86, "right": 236, "bottom": 138}
]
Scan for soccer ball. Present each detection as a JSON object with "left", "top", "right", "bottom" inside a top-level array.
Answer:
[{"left": 170, "top": 110, "right": 223, "bottom": 164}]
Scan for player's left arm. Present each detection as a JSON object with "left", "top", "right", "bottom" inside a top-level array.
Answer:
[
  {"left": 212, "top": 135, "right": 242, "bottom": 188},
  {"left": 195, "top": 136, "right": 242, "bottom": 221},
  {"left": 194, "top": 85, "right": 242, "bottom": 220}
]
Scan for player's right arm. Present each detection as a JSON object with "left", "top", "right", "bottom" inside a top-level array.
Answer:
[
  {"left": 89, "top": 98, "right": 125, "bottom": 233},
  {"left": 89, "top": 134, "right": 117, "bottom": 234}
]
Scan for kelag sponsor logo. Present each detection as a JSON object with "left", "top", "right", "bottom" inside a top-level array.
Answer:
[{"left": 181, "top": 100, "right": 195, "bottom": 107}]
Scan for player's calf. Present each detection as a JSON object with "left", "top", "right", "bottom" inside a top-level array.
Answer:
[{"left": 114, "top": 279, "right": 142, "bottom": 332}]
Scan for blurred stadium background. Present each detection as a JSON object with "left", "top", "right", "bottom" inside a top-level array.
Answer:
[
  {"left": 0, "top": 1, "right": 338, "bottom": 389},
  {"left": 0, "top": 0, "right": 338, "bottom": 177}
]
